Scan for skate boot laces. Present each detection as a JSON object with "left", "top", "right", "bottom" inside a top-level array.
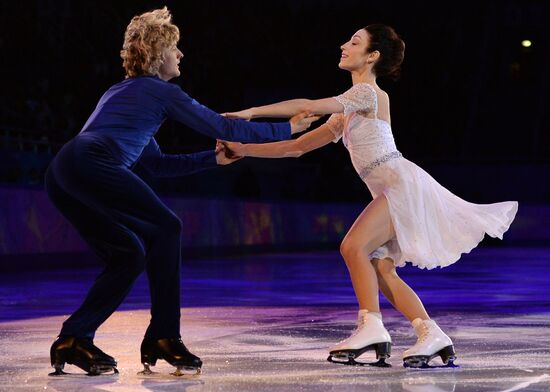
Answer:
[
  {"left": 351, "top": 313, "right": 371, "bottom": 335},
  {"left": 335, "top": 314, "right": 370, "bottom": 345},
  {"left": 416, "top": 323, "right": 431, "bottom": 344}
]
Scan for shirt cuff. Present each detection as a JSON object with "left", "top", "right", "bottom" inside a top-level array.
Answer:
[
  {"left": 202, "top": 150, "right": 218, "bottom": 167},
  {"left": 278, "top": 122, "right": 292, "bottom": 140}
]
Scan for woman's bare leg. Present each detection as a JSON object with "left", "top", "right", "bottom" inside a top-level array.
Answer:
[
  {"left": 340, "top": 195, "right": 396, "bottom": 311},
  {"left": 372, "top": 258, "right": 430, "bottom": 321}
]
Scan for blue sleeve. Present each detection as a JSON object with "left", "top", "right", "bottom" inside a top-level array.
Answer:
[
  {"left": 164, "top": 85, "right": 292, "bottom": 142},
  {"left": 136, "top": 137, "right": 218, "bottom": 177}
]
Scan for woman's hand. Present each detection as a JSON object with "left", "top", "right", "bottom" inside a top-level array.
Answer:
[
  {"left": 219, "top": 140, "right": 246, "bottom": 159},
  {"left": 290, "top": 112, "right": 321, "bottom": 134},
  {"left": 222, "top": 109, "right": 254, "bottom": 120},
  {"left": 215, "top": 140, "right": 243, "bottom": 165}
]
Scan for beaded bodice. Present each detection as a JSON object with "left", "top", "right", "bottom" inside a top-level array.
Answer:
[{"left": 326, "top": 83, "right": 401, "bottom": 179}]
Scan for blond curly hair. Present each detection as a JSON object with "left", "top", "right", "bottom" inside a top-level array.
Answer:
[{"left": 120, "top": 7, "right": 180, "bottom": 78}]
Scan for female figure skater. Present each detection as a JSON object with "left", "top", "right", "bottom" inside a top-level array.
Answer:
[
  {"left": 45, "top": 7, "right": 315, "bottom": 376},
  {"left": 222, "top": 24, "right": 518, "bottom": 368}
]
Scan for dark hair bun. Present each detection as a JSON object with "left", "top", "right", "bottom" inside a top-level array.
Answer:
[{"left": 364, "top": 24, "right": 405, "bottom": 80}]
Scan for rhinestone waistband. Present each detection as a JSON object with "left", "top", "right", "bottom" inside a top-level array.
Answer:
[{"left": 359, "top": 151, "right": 402, "bottom": 178}]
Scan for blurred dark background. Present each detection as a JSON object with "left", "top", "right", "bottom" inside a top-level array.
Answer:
[{"left": 0, "top": 0, "right": 548, "bottom": 203}]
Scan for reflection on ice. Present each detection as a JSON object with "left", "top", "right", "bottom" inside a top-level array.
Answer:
[
  {"left": 1, "top": 248, "right": 550, "bottom": 391},
  {"left": 1, "top": 307, "right": 550, "bottom": 392}
]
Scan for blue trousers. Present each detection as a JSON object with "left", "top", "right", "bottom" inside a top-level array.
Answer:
[{"left": 45, "top": 134, "right": 183, "bottom": 339}]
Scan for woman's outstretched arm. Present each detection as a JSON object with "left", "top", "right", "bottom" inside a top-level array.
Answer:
[
  {"left": 222, "top": 124, "right": 336, "bottom": 159},
  {"left": 225, "top": 83, "right": 378, "bottom": 120},
  {"left": 225, "top": 98, "right": 344, "bottom": 120}
]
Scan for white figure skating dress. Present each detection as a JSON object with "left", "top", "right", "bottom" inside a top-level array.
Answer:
[{"left": 326, "top": 83, "right": 518, "bottom": 270}]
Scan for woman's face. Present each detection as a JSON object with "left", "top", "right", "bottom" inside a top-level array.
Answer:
[
  {"left": 339, "top": 29, "right": 371, "bottom": 71},
  {"left": 158, "top": 44, "right": 183, "bottom": 81}
]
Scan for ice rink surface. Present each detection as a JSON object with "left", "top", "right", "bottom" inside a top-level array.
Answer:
[{"left": 1, "top": 247, "right": 549, "bottom": 391}]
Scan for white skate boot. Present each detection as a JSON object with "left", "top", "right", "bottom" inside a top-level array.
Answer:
[
  {"left": 328, "top": 310, "right": 392, "bottom": 367},
  {"left": 402, "top": 318, "right": 457, "bottom": 368}
]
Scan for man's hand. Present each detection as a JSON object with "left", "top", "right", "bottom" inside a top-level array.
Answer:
[
  {"left": 219, "top": 140, "right": 245, "bottom": 159},
  {"left": 215, "top": 140, "right": 243, "bottom": 165}
]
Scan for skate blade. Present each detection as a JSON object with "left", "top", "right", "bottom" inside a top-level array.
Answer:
[
  {"left": 403, "top": 357, "right": 459, "bottom": 369},
  {"left": 327, "top": 354, "right": 391, "bottom": 367},
  {"left": 328, "top": 342, "right": 392, "bottom": 368},
  {"left": 49, "top": 363, "right": 118, "bottom": 377},
  {"left": 137, "top": 368, "right": 157, "bottom": 376},
  {"left": 137, "top": 367, "right": 202, "bottom": 379},
  {"left": 48, "top": 368, "right": 68, "bottom": 377},
  {"left": 404, "top": 362, "right": 459, "bottom": 369},
  {"left": 171, "top": 366, "right": 202, "bottom": 377},
  {"left": 138, "top": 363, "right": 156, "bottom": 376},
  {"left": 88, "top": 365, "right": 119, "bottom": 376},
  {"left": 404, "top": 345, "right": 458, "bottom": 369}
]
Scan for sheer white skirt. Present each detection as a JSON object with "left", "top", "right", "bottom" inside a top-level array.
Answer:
[{"left": 363, "top": 157, "right": 518, "bottom": 269}]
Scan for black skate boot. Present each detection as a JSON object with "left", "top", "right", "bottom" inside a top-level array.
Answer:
[
  {"left": 139, "top": 337, "right": 202, "bottom": 376},
  {"left": 49, "top": 336, "right": 118, "bottom": 376}
]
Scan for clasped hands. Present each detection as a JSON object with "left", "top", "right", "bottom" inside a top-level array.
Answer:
[{"left": 215, "top": 110, "right": 319, "bottom": 165}]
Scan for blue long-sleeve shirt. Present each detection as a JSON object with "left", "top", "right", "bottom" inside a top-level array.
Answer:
[
  {"left": 136, "top": 137, "right": 218, "bottom": 177},
  {"left": 79, "top": 75, "right": 291, "bottom": 175}
]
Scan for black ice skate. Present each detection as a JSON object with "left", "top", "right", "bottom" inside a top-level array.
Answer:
[
  {"left": 49, "top": 336, "right": 118, "bottom": 376},
  {"left": 139, "top": 337, "right": 202, "bottom": 376}
]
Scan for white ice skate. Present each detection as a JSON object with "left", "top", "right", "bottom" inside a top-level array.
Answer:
[
  {"left": 328, "top": 310, "right": 392, "bottom": 367},
  {"left": 402, "top": 318, "right": 457, "bottom": 368}
]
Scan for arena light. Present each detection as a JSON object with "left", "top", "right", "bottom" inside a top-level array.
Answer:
[{"left": 521, "top": 40, "right": 532, "bottom": 48}]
